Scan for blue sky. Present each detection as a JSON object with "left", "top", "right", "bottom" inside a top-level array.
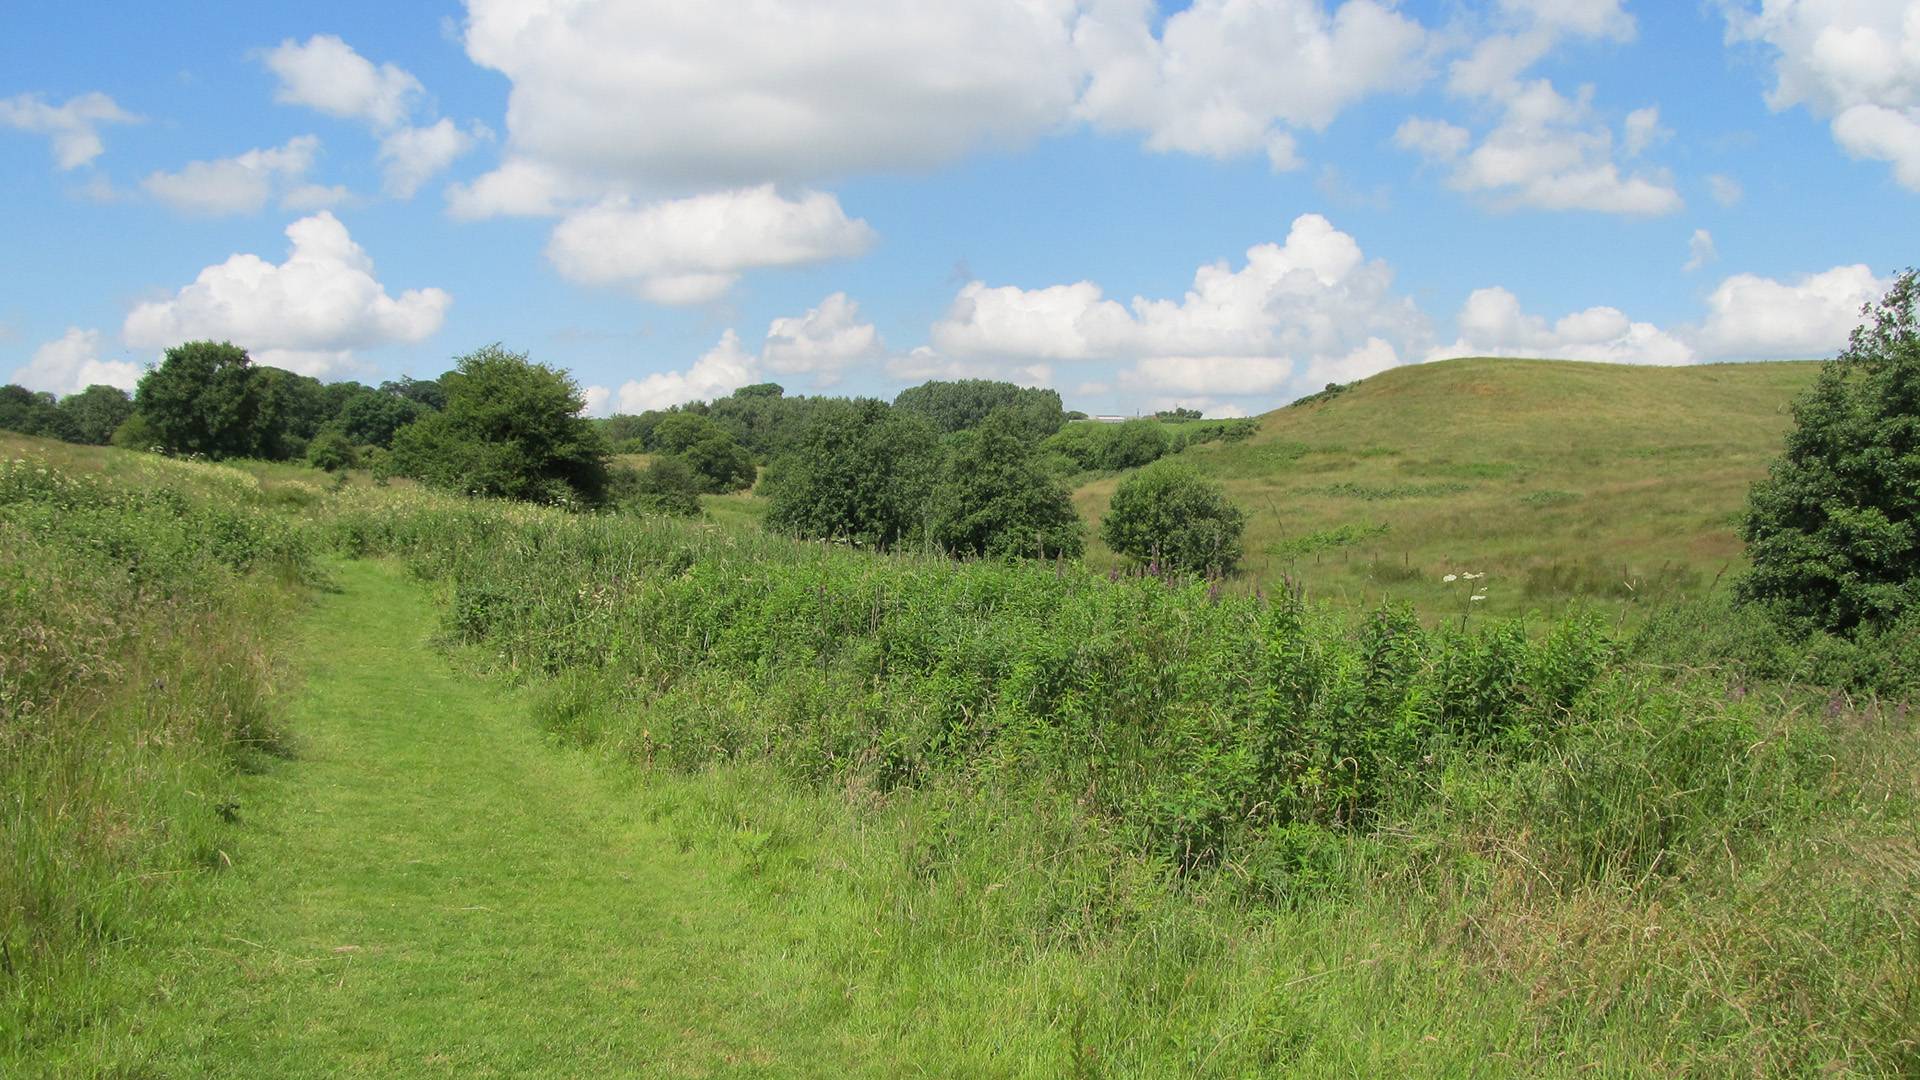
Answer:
[{"left": 4, "top": 0, "right": 1916, "bottom": 417}]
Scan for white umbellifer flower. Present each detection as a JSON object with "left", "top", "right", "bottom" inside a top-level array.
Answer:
[
  {"left": 1470, "top": 594, "right": 1487, "bottom": 602},
  {"left": 1463, "top": 572, "right": 1484, "bottom": 580},
  {"left": 1443, "top": 574, "right": 1458, "bottom": 582}
]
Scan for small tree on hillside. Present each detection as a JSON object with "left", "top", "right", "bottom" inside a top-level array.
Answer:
[
  {"left": 1100, "top": 460, "right": 1246, "bottom": 577},
  {"left": 1739, "top": 270, "right": 1920, "bottom": 631},
  {"left": 389, "top": 344, "right": 610, "bottom": 505},
  {"left": 930, "top": 408, "right": 1085, "bottom": 559},
  {"left": 764, "top": 398, "right": 938, "bottom": 548}
]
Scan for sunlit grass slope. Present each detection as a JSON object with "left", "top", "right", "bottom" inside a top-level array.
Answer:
[{"left": 1076, "top": 358, "right": 1822, "bottom": 619}]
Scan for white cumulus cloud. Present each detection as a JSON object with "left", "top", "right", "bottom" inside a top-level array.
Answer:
[
  {"left": 262, "top": 34, "right": 423, "bottom": 130},
  {"left": 140, "top": 135, "right": 324, "bottom": 217},
  {"left": 122, "top": 211, "right": 451, "bottom": 377},
  {"left": 1074, "top": 0, "right": 1429, "bottom": 164},
  {"left": 545, "top": 186, "right": 877, "bottom": 305},
  {"left": 1428, "top": 286, "right": 1696, "bottom": 364},
  {"left": 762, "top": 292, "right": 885, "bottom": 384},
  {"left": 1697, "top": 263, "right": 1890, "bottom": 359},
  {"left": 1397, "top": 3, "right": 1680, "bottom": 215},
  {"left": 1725, "top": 0, "right": 1920, "bottom": 189},
  {"left": 457, "top": 0, "right": 1449, "bottom": 209},
  {"left": 929, "top": 213, "right": 1430, "bottom": 403},
  {"left": 0, "top": 91, "right": 140, "bottom": 170},
  {"left": 588, "top": 292, "right": 889, "bottom": 411},
  {"left": 379, "top": 119, "right": 486, "bottom": 198},
  {"left": 11, "top": 328, "right": 141, "bottom": 395},
  {"left": 1685, "top": 228, "right": 1718, "bottom": 271},
  {"left": 263, "top": 34, "right": 480, "bottom": 200}
]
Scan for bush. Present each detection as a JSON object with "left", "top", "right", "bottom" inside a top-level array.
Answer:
[
  {"left": 306, "top": 430, "right": 360, "bottom": 472},
  {"left": 1739, "top": 270, "right": 1920, "bottom": 632},
  {"left": 388, "top": 344, "right": 611, "bottom": 506},
  {"left": 1100, "top": 460, "right": 1246, "bottom": 576},
  {"left": 610, "top": 457, "right": 704, "bottom": 517}
]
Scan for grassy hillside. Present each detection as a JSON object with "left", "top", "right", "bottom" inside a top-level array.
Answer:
[{"left": 1075, "top": 358, "right": 1822, "bottom": 619}]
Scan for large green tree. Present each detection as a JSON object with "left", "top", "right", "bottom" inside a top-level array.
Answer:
[
  {"left": 134, "top": 341, "right": 259, "bottom": 458},
  {"left": 389, "top": 344, "right": 611, "bottom": 505},
  {"left": 1739, "top": 270, "right": 1920, "bottom": 631},
  {"left": 1100, "top": 460, "right": 1246, "bottom": 577},
  {"left": 764, "top": 398, "right": 938, "bottom": 548},
  {"left": 930, "top": 408, "right": 1084, "bottom": 559}
]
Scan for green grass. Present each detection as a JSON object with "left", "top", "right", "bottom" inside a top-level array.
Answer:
[
  {"left": 9, "top": 396, "right": 1919, "bottom": 1076},
  {"left": 1075, "top": 357, "right": 1822, "bottom": 619}
]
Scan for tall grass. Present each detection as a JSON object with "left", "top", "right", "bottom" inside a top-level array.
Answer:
[
  {"left": 328, "top": 486, "right": 1919, "bottom": 1073},
  {"left": 0, "top": 453, "right": 311, "bottom": 1046}
]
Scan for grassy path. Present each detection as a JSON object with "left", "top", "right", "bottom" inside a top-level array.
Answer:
[{"left": 73, "top": 560, "right": 868, "bottom": 1077}]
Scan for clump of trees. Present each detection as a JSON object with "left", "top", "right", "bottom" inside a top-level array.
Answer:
[
  {"left": 1101, "top": 460, "right": 1247, "bottom": 576},
  {"left": 0, "top": 383, "right": 135, "bottom": 445},
  {"left": 389, "top": 345, "right": 610, "bottom": 505},
  {"left": 1740, "top": 270, "right": 1920, "bottom": 632}
]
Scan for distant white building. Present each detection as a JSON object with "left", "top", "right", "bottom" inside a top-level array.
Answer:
[{"left": 1092, "top": 415, "right": 1129, "bottom": 424}]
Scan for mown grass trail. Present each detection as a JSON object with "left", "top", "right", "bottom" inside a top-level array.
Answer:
[{"left": 42, "top": 559, "right": 871, "bottom": 1077}]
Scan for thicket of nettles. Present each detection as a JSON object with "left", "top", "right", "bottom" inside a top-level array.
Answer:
[{"left": 1740, "top": 269, "right": 1920, "bottom": 632}]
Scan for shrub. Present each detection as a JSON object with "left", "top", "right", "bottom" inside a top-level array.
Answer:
[
  {"left": 306, "top": 429, "right": 359, "bottom": 472},
  {"left": 388, "top": 344, "right": 611, "bottom": 506},
  {"left": 1739, "top": 270, "right": 1920, "bottom": 632},
  {"left": 1100, "top": 460, "right": 1246, "bottom": 576},
  {"left": 611, "top": 457, "right": 704, "bottom": 517}
]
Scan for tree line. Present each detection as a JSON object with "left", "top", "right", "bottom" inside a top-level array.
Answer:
[{"left": 3, "top": 341, "right": 1252, "bottom": 576}]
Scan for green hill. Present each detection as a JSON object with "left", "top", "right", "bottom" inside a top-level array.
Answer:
[{"left": 1075, "top": 357, "right": 1823, "bottom": 618}]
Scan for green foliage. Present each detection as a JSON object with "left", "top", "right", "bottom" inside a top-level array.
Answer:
[
  {"left": 134, "top": 341, "right": 260, "bottom": 459},
  {"left": 1155, "top": 406, "right": 1203, "bottom": 421},
  {"left": 54, "top": 385, "right": 135, "bottom": 445},
  {"left": 893, "top": 379, "right": 1065, "bottom": 440},
  {"left": 331, "top": 385, "right": 425, "bottom": 448},
  {"left": 109, "top": 411, "right": 158, "bottom": 451},
  {"left": 1266, "top": 521, "right": 1390, "bottom": 559},
  {"left": 379, "top": 375, "right": 447, "bottom": 411},
  {"left": 1043, "top": 418, "right": 1176, "bottom": 472},
  {"left": 245, "top": 366, "right": 329, "bottom": 461},
  {"left": 0, "top": 384, "right": 74, "bottom": 441},
  {"left": 648, "top": 413, "right": 756, "bottom": 492},
  {"left": 928, "top": 409, "right": 1084, "bottom": 559},
  {"left": 388, "top": 344, "right": 611, "bottom": 506},
  {"left": 306, "top": 429, "right": 359, "bottom": 472},
  {"left": 1739, "top": 270, "right": 1920, "bottom": 632},
  {"left": 609, "top": 457, "right": 704, "bottom": 517},
  {"left": 1100, "top": 460, "right": 1247, "bottom": 576},
  {"left": 763, "top": 398, "right": 938, "bottom": 548}
]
